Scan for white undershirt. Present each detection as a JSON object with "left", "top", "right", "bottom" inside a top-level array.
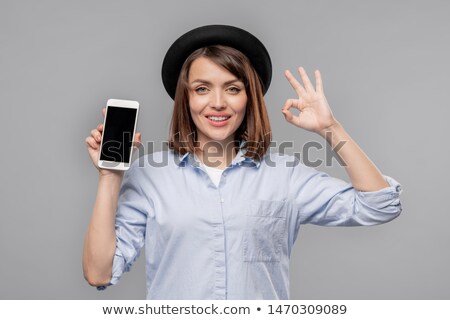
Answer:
[{"left": 201, "top": 162, "right": 224, "bottom": 187}]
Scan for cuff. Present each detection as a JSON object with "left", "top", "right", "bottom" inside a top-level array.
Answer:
[
  {"left": 357, "top": 175, "right": 402, "bottom": 204},
  {"left": 348, "top": 175, "right": 403, "bottom": 225},
  {"left": 95, "top": 253, "right": 126, "bottom": 291}
]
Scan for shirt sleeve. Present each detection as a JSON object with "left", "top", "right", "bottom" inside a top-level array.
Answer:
[
  {"left": 289, "top": 161, "right": 402, "bottom": 228},
  {"left": 97, "top": 160, "right": 150, "bottom": 290}
]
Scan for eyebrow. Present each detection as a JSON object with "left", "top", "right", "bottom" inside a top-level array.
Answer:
[{"left": 190, "top": 79, "right": 243, "bottom": 86}]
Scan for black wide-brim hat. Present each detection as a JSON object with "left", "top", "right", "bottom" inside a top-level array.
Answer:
[{"left": 161, "top": 24, "right": 272, "bottom": 100}]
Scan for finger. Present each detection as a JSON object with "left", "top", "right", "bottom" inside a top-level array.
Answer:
[
  {"left": 298, "top": 67, "right": 315, "bottom": 92},
  {"left": 133, "top": 132, "right": 142, "bottom": 149},
  {"left": 102, "top": 107, "right": 106, "bottom": 116},
  {"left": 284, "top": 70, "right": 306, "bottom": 96},
  {"left": 282, "top": 98, "right": 303, "bottom": 112},
  {"left": 91, "top": 129, "right": 102, "bottom": 142},
  {"left": 281, "top": 99, "right": 301, "bottom": 123},
  {"left": 135, "top": 132, "right": 141, "bottom": 143},
  {"left": 85, "top": 136, "right": 98, "bottom": 149},
  {"left": 96, "top": 123, "right": 104, "bottom": 132},
  {"left": 315, "top": 69, "right": 324, "bottom": 94},
  {"left": 281, "top": 108, "right": 294, "bottom": 122}
]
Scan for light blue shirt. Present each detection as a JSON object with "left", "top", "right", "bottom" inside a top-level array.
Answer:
[{"left": 105, "top": 147, "right": 402, "bottom": 299}]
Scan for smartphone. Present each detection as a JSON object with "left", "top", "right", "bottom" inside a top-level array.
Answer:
[{"left": 98, "top": 99, "right": 139, "bottom": 171}]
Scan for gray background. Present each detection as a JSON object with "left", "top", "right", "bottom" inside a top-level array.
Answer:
[{"left": 1, "top": 0, "right": 449, "bottom": 299}]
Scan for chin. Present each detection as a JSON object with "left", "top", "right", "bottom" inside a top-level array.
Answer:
[
  {"left": 203, "top": 130, "right": 234, "bottom": 143},
  {"left": 206, "top": 134, "right": 231, "bottom": 142}
]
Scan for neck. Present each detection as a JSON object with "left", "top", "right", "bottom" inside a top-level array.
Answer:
[{"left": 195, "top": 139, "right": 237, "bottom": 169}]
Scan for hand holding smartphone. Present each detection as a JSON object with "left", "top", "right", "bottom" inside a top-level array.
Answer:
[
  {"left": 97, "top": 99, "right": 139, "bottom": 171},
  {"left": 85, "top": 99, "right": 140, "bottom": 172}
]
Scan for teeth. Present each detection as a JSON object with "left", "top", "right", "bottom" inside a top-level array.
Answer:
[{"left": 208, "top": 116, "right": 230, "bottom": 122}]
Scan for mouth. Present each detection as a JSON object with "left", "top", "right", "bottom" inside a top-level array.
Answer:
[
  {"left": 205, "top": 115, "right": 232, "bottom": 127},
  {"left": 206, "top": 115, "right": 231, "bottom": 122}
]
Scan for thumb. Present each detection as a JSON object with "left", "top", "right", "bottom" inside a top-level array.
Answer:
[{"left": 282, "top": 109, "right": 294, "bottom": 122}]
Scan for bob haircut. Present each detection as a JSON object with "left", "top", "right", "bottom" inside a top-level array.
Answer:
[{"left": 167, "top": 45, "right": 272, "bottom": 160}]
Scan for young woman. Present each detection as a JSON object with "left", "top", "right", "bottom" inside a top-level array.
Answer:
[{"left": 83, "top": 25, "right": 402, "bottom": 299}]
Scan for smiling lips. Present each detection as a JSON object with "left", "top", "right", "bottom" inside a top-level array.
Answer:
[{"left": 205, "top": 114, "right": 232, "bottom": 127}]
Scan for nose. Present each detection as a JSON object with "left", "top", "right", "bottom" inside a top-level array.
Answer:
[{"left": 211, "top": 91, "right": 226, "bottom": 109}]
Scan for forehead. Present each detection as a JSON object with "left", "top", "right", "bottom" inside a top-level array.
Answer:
[{"left": 188, "top": 57, "right": 239, "bottom": 81}]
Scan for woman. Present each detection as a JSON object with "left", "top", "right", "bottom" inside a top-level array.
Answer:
[{"left": 83, "top": 25, "right": 402, "bottom": 299}]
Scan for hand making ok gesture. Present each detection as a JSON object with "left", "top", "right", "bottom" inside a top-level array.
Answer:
[{"left": 282, "top": 67, "right": 338, "bottom": 136}]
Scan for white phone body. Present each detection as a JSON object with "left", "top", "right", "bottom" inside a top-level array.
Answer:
[{"left": 98, "top": 99, "right": 139, "bottom": 171}]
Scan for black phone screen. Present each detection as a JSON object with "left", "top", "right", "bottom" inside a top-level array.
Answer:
[{"left": 100, "top": 106, "right": 137, "bottom": 163}]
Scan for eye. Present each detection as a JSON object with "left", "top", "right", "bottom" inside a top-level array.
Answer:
[
  {"left": 194, "top": 86, "right": 208, "bottom": 94},
  {"left": 227, "top": 86, "right": 241, "bottom": 94}
]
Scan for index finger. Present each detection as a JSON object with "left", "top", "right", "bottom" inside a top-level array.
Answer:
[{"left": 284, "top": 69, "right": 306, "bottom": 97}]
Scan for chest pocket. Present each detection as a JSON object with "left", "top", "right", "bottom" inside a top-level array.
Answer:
[{"left": 243, "top": 200, "right": 287, "bottom": 262}]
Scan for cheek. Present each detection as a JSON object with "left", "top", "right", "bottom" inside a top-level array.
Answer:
[
  {"left": 232, "top": 106, "right": 247, "bottom": 130},
  {"left": 235, "top": 97, "right": 247, "bottom": 119},
  {"left": 188, "top": 100, "right": 201, "bottom": 117},
  {"left": 188, "top": 95, "right": 207, "bottom": 115},
  {"left": 237, "top": 111, "right": 246, "bottom": 128},
  {"left": 189, "top": 107, "right": 203, "bottom": 127}
]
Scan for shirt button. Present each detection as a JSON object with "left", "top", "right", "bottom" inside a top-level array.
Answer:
[{"left": 220, "top": 198, "right": 225, "bottom": 203}]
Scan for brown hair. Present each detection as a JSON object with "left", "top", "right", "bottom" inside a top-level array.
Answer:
[{"left": 167, "top": 45, "right": 272, "bottom": 160}]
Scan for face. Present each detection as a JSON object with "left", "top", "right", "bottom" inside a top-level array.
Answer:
[{"left": 188, "top": 57, "right": 247, "bottom": 147}]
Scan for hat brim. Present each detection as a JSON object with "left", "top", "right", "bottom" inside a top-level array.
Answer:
[{"left": 161, "top": 25, "right": 272, "bottom": 100}]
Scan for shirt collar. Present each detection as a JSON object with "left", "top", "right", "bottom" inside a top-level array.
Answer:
[{"left": 176, "top": 141, "right": 261, "bottom": 169}]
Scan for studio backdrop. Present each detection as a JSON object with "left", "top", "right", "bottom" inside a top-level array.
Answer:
[{"left": 1, "top": 0, "right": 449, "bottom": 299}]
